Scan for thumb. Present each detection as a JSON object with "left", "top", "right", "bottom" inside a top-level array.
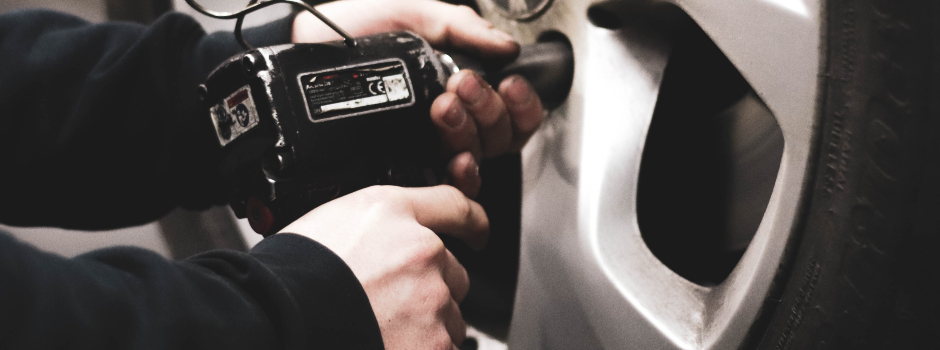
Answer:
[
  {"left": 401, "top": 1, "right": 520, "bottom": 59},
  {"left": 295, "top": 0, "right": 519, "bottom": 60}
]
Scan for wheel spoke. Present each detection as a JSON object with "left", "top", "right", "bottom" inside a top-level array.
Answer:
[
  {"left": 671, "top": 0, "right": 823, "bottom": 347},
  {"left": 674, "top": 0, "right": 822, "bottom": 145},
  {"left": 484, "top": 1, "right": 705, "bottom": 347}
]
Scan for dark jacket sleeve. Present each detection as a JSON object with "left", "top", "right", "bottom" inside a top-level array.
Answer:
[
  {"left": 0, "top": 10, "right": 384, "bottom": 350},
  {"left": 0, "top": 231, "right": 385, "bottom": 349},
  {"left": 0, "top": 9, "right": 281, "bottom": 230}
]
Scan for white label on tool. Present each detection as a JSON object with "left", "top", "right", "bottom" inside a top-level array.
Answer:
[
  {"left": 298, "top": 59, "right": 415, "bottom": 123},
  {"left": 383, "top": 74, "right": 410, "bottom": 101},
  {"left": 320, "top": 94, "right": 390, "bottom": 113},
  {"left": 210, "top": 85, "right": 260, "bottom": 146}
]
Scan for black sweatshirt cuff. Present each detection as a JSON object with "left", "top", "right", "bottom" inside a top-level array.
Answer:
[{"left": 250, "top": 233, "right": 385, "bottom": 349}]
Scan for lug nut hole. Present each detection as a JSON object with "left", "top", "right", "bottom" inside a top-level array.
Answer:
[{"left": 587, "top": 5, "right": 622, "bottom": 29}]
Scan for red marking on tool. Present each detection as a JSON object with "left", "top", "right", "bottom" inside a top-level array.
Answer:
[
  {"left": 227, "top": 89, "right": 249, "bottom": 108},
  {"left": 246, "top": 197, "right": 275, "bottom": 235}
]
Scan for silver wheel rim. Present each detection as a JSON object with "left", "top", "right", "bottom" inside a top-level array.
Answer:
[{"left": 477, "top": 0, "right": 823, "bottom": 348}]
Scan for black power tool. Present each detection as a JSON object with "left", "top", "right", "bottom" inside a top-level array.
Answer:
[{"left": 192, "top": 1, "right": 572, "bottom": 236}]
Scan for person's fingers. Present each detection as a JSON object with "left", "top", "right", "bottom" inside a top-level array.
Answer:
[
  {"left": 400, "top": 1, "right": 519, "bottom": 59},
  {"left": 498, "top": 75, "right": 545, "bottom": 152},
  {"left": 441, "top": 298, "right": 467, "bottom": 347},
  {"left": 430, "top": 92, "right": 482, "bottom": 158},
  {"left": 293, "top": 1, "right": 395, "bottom": 43},
  {"left": 446, "top": 152, "right": 481, "bottom": 198},
  {"left": 441, "top": 248, "right": 470, "bottom": 303},
  {"left": 295, "top": 0, "right": 519, "bottom": 60},
  {"left": 448, "top": 70, "right": 513, "bottom": 158},
  {"left": 406, "top": 185, "right": 489, "bottom": 250}
]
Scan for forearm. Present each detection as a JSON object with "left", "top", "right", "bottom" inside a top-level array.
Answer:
[
  {"left": 0, "top": 231, "right": 382, "bottom": 349},
  {"left": 0, "top": 9, "right": 293, "bottom": 230}
]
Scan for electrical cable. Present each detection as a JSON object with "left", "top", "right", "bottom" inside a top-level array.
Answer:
[{"left": 184, "top": 0, "right": 356, "bottom": 50}]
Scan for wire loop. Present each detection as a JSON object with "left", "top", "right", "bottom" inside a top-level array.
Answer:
[{"left": 185, "top": 0, "right": 357, "bottom": 50}]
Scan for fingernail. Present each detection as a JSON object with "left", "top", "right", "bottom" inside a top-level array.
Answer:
[
  {"left": 490, "top": 28, "right": 516, "bottom": 44},
  {"left": 443, "top": 102, "right": 466, "bottom": 128},
  {"left": 505, "top": 76, "right": 534, "bottom": 105},
  {"left": 466, "top": 156, "right": 479, "bottom": 178},
  {"left": 457, "top": 74, "right": 486, "bottom": 106}
]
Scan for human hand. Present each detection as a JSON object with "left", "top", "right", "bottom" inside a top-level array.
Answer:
[
  {"left": 293, "top": 0, "right": 545, "bottom": 198},
  {"left": 279, "top": 185, "right": 489, "bottom": 350}
]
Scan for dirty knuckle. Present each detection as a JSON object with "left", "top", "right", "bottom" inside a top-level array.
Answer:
[{"left": 475, "top": 112, "right": 502, "bottom": 129}]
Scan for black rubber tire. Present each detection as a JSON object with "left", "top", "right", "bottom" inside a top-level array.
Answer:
[{"left": 746, "top": 0, "right": 940, "bottom": 348}]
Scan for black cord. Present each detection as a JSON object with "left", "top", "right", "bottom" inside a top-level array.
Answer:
[
  {"left": 233, "top": 0, "right": 258, "bottom": 50},
  {"left": 184, "top": 0, "right": 357, "bottom": 50}
]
